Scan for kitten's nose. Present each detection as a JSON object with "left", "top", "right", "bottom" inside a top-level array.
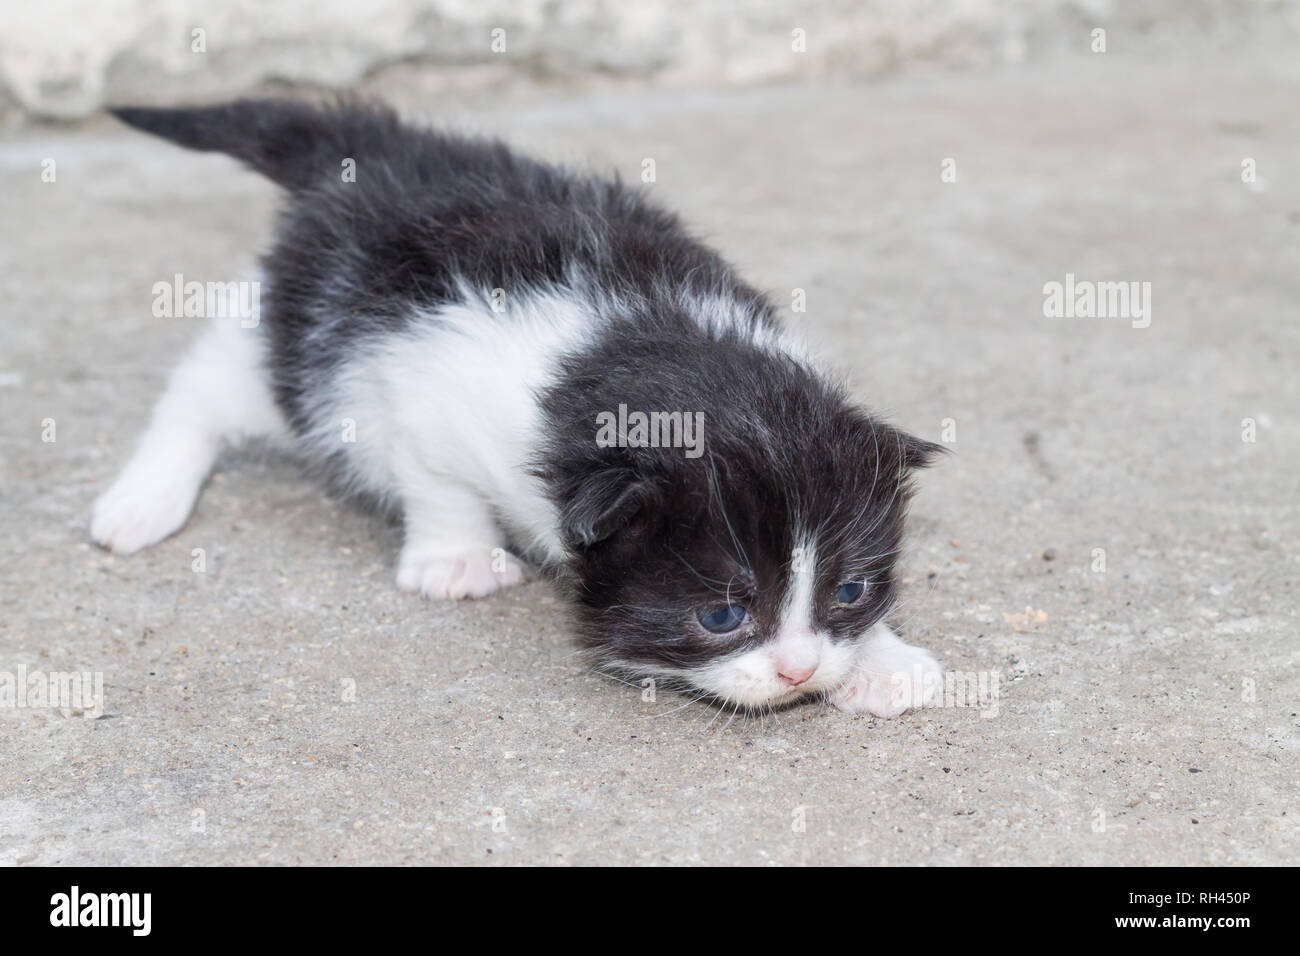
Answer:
[{"left": 777, "top": 664, "right": 817, "bottom": 687}]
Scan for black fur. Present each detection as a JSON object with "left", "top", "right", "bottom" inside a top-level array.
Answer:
[
  {"left": 114, "top": 99, "right": 767, "bottom": 436},
  {"left": 110, "top": 97, "right": 942, "bottom": 693}
]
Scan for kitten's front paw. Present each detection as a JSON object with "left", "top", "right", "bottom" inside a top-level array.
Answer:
[
  {"left": 830, "top": 640, "right": 943, "bottom": 718},
  {"left": 90, "top": 475, "right": 198, "bottom": 555},
  {"left": 396, "top": 546, "right": 528, "bottom": 600}
]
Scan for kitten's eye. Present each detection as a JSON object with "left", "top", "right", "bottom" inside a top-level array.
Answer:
[
  {"left": 696, "top": 605, "right": 748, "bottom": 633},
  {"left": 834, "top": 580, "right": 866, "bottom": 604}
]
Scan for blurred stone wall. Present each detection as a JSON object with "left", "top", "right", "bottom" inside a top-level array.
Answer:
[{"left": 2, "top": 0, "right": 1296, "bottom": 124}]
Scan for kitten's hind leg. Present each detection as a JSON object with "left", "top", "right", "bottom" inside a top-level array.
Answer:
[
  {"left": 394, "top": 474, "right": 528, "bottom": 600},
  {"left": 91, "top": 321, "right": 287, "bottom": 554}
]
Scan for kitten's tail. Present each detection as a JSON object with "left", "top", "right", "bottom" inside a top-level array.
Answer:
[{"left": 109, "top": 99, "right": 399, "bottom": 191}]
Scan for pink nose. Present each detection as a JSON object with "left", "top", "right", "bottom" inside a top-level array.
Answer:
[{"left": 777, "top": 664, "right": 817, "bottom": 687}]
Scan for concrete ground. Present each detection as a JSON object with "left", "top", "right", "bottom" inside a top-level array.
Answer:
[{"left": 1, "top": 39, "right": 1297, "bottom": 865}]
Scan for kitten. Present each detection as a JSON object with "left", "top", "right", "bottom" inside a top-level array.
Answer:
[{"left": 93, "top": 99, "right": 945, "bottom": 716}]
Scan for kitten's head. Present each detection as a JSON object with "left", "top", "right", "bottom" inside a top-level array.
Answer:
[{"left": 549, "top": 350, "right": 942, "bottom": 709}]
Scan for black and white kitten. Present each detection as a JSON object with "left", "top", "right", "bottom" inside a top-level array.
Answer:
[{"left": 93, "top": 99, "right": 944, "bottom": 716}]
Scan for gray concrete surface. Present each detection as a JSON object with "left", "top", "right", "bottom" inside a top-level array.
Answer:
[
  {"left": 11, "top": 0, "right": 1293, "bottom": 123},
  {"left": 2, "top": 40, "right": 1298, "bottom": 865}
]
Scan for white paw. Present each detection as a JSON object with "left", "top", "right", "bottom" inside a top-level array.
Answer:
[
  {"left": 395, "top": 545, "right": 528, "bottom": 600},
  {"left": 830, "top": 636, "right": 943, "bottom": 718},
  {"left": 90, "top": 474, "right": 199, "bottom": 555}
]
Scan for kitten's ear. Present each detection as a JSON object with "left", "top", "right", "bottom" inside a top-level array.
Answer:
[
  {"left": 560, "top": 468, "right": 658, "bottom": 548},
  {"left": 896, "top": 431, "right": 947, "bottom": 470},
  {"left": 868, "top": 421, "right": 947, "bottom": 471}
]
